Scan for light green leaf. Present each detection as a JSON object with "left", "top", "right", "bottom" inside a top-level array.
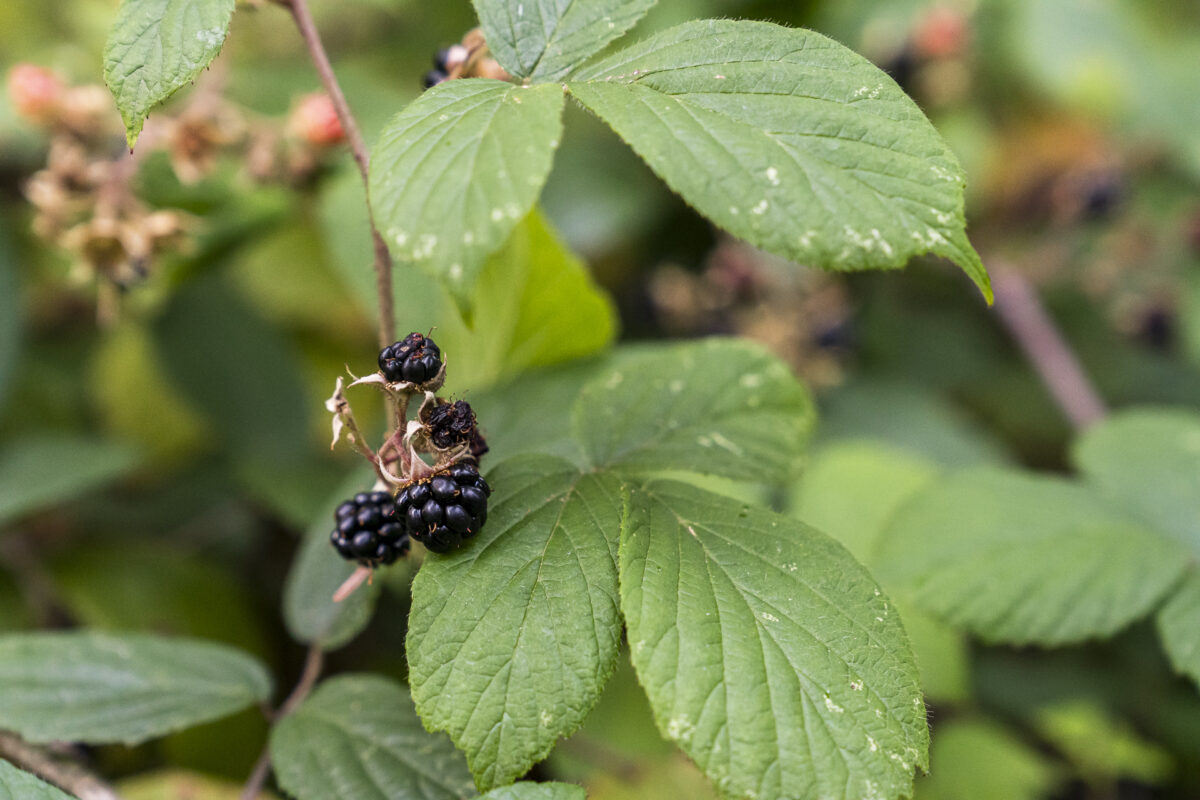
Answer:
[
  {"left": 621, "top": 481, "right": 928, "bottom": 800},
  {"left": 0, "top": 436, "right": 140, "bottom": 527},
  {"left": 915, "top": 718, "right": 1060, "bottom": 800},
  {"left": 270, "top": 674, "right": 474, "bottom": 800},
  {"left": 408, "top": 456, "right": 625, "bottom": 790},
  {"left": 876, "top": 468, "right": 1190, "bottom": 645},
  {"left": 573, "top": 338, "right": 814, "bottom": 482},
  {"left": 103, "top": 0, "right": 236, "bottom": 147},
  {"left": 1034, "top": 700, "right": 1174, "bottom": 784},
  {"left": 0, "top": 760, "right": 76, "bottom": 800},
  {"left": 0, "top": 632, "right": 271, "bottom": 745},
  {"left": 475, "top": 784, "right": 586, "bottom": 800},
  {"left": 369, "top": 80, "right": 565, "bottom": 313},
  {"left": 474, "top": 0, "right": 658, "bottom": 82},
  {"left": 283, "top": 469, "right": 381, "bottom": 651},
  {"left": 1158, "top": 571, "right": 1200, "bottom": 689},
  {"left": 118, "top": 769, "right": 276, "bottom": 800},
  {"left": 1073, "top": 407, "right": 1200, "bottom": 556},
  {"left": 568, "top": 20, "right": 991, "bottom": 300}
]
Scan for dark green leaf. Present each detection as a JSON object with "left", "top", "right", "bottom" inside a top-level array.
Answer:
[
  {"left": 621, "top": 481, "right": 928, "bottom": 800},
  {"left": 0, "top": 760, "right": 76, "bottom": 800},
  {"left": 270, "top": 674, "right": 474, "bottom": 800},
  {"left": 568, "top": 20, "right": 991, "bottom": 299},
  {"left": 408, "top": 456, "right": 625, "bottom": 790},
  {"left": 0, "top": 632, "right": 271, "bottom": 745},
  {"left": 0, "top": 436, "right": 139, "bottom": 527}
]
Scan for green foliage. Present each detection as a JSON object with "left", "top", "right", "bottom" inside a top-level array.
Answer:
[
  {"left": 270, "top": 674, "right": 475, "bottom": 800},
  {"left": 0, "top": 435, "right": 139, "bottom": 526},
  {"left": 1158, "top": 573, "right": 1200, "bottom": 689},
  {"left": 915, "top": 718, "right": 1059, "bottom": 800},
  {"left": 1035, "top": 700, "right": 1175, "bottom": 785},
  {"left": 475, "top": 784, "right": 586, "bottom": 800},
  {"left": 0, "top": 228, "right": 20, "bottom": 414},
  {"left": 0, "top": 760, "right": 76, "bottom": 800},
  {"left": 567, "top": 20, "right": 990, "bottom": 299},
  {"left": 473, "top": 0, "right": 658, "bottom": 82},
  {"left": 369, "top": 80, "right": 565, "bottom": 313},
  {"left": 0, "top": 632, "right": 271, "bottom": 745},
  {"left": 103, "top": 0, "right": 236, "bottom": 147}
]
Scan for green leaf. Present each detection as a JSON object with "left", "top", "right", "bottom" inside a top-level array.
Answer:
[
  {"left": 475, "top": 784, "right": 586, "bottom": 800},
  {"left": 118, "top": 769, "right": 275, "bottom": 800},
  {"left": 0, "top": 436, "right": 140, "bottom": 527},
  {"left": 1158, "top": 571, "right": 1200, "bottom": 689},
  {"left": 1073, "top": 407, "right": 1200, "bottom": 557},
  {"left": 1034, "top": 700, "right": 1174, "bottom": 784},
  {"left": 103, "top": 0, "right": 236, "bottom": 147},
  {"left": 573, "top": 338, "right": 814, "bottom": 482},
  {"left": 621, "top": 481, "right": 929, "bottom": 800},
  {"left": 915, "top": 718, "right": 1059, "bottom": 800},
  {"left": 473, "top": 0, "right": 658, "bottom": 82},
  {"left": 0, "top": 226, "right": 21, "bottom": 415},
  {"left": 408, "top": 456, "right": 625, "bottom": 790},
  {"left": 369, "top": 80, "right": 565, "bottom": 313},
  {"left": 270, "top": 674, "right": 474, "bottom": 800},
  {"left": 567, "top": 20, "right": 991, "bottom": 300},
  {"left": 283, "top": 469, "right": 381, "bottom": 651},
  {"left": 876, "top": 468, "right": 1190, "bottom": 645},
  {"left": 0, "top": 632, "right": 271, "bottom": 745},
  {"left": 0, "top": 760, "right": 76, "bottom": 800}
]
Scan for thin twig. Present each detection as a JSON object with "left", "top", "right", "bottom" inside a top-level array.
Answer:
[
  {"left": 0, "top": 731, "right": 122, "bottom": 800},
  {"left": 238, "top": 645, "right": 325, "bottom": 800},
  {"left": 990, "top": 262, "right": 1108, "bottom": 431},
  {"left": 277, "top": 0, "right": 395, "bottom": 350}
]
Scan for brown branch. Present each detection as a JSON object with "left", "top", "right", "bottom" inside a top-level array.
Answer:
[
  {"left": 0, "top": 731, "right": 122, "bottom": 800},
  {"left": 238, "top": 645, "right": 325, "bottom": 800},
  {"left": 276, "top": 0, "right": 395, "bottom": 350},
  {"left": 990, "top": 262, "right": 1108, "bottom": 431}
]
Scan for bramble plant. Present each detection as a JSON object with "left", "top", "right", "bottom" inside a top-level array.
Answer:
[{"left": 2, "top": 1, "right": 1199, "bottom": 800}]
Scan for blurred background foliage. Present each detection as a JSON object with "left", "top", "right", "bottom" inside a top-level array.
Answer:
[{"left": 1, "top": 0, "right": 1199, "bottom": 798}]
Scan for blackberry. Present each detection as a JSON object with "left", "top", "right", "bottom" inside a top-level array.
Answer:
[
  {"left": 422, "top": 400, "right": 482, "bottom": 450},
  {"left": 378, "top": 332, "right": 442, "bottom": 384},
  {"left": 329, "top": 490, "right": 410, "bottom": 567},
  {"left": 395, "top": 463, "right": 491, "bottom": 553}
]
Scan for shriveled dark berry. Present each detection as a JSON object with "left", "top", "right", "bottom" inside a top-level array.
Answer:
[
  {"left": 422, "top": 400, "right": 485, "bottom": 453},
  {"left": 378, "top": 332, "right": 443, "bottom": 385},
  {"left": 395, "top": 463, "right": 490, "bottom": 553},
  {"left": 329, "top": 490, "right": 410, "bottom": 567}
]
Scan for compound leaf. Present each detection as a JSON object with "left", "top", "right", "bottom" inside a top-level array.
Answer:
[
  {"left": 104, "top": 0, "right": 236, "bottom": 147},
  {"left": 568, "top": 20, "right": 990, "bottom": 299},
  {"left": 621, "top": 480, "right": 928, "bottom": 800},
  {"left": 407, "top": 456, "right": 625, "bottom": 790},
  {"left": 0, "top": 632, "right": 270, "bottom": 745},
  {"left": 270, "top": 674, "right": 474, "bottom": 800}
]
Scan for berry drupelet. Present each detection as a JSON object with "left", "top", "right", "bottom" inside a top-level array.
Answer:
[
  {"left": 378, "top": 332, "right": 442, "bottom": 384},
  {"left": 396, "top": 463, "right": 491, "bottom": 553},
  {"left": 330, "top": 491, "right": 410, "bottom": 566}
]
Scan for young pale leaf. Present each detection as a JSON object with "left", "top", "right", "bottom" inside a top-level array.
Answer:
[
  {"left": 408, "top": 456, "right": 625, "bottom": 790},
  {"left": 283, "top": 468, "right": 381, "bottom": 651},
  {"left": 270, "top": 674, "right": 474, "bottom": 800},
  {"left": 621, "top": 481, "right": 929, "bottom": 800},
  {"left": 0, "top": 632, "right": 271, "bottom": 745},
  {"left": 0, "top": 760, "right": 76, "bottom": 800},
  {"left": 573, "top": 338, "right": 814, "bottom": 482},
  {"left": 917, "top": 718, "right": 1060, "bottom": 800},
  {"left": 876, "top": 468, "right": 1190, "bottom": 645},
  {"left": 568, "top": 20, "right": 991, "bottom": 300},
  {"left": 1157, "top": 571, "right": 1200, "bottom": 689},
  {"left": 1073, "top": 408, "right": 1200, "bottom": 557},
  {"left": 0, "top": 436, "right": 139, "bottom": 527},
  {"left": 475, "top": 784, "right": 586, "bottom": 800},
  {"left": 370, "top": 80, "right": 564, "bottom": 313},
  {"left": 473, "top": 0, "right": 658, "bottom": 82},
  {"left": 103, "top": 0, "right": 236, "bottom": 147}
]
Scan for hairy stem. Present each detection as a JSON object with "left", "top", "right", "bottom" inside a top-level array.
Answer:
[
  {"left": 239, "top": 645, "right": 325, "bottom": 800},
  {"left": 0, "top": 732, "right": 121, "bottom": 800},
  {"left": 276, "top": 0, "right": 395, "bottom": 350},
  {"left": 990, "top": 262, "right": 1108, "bottom": 431}
]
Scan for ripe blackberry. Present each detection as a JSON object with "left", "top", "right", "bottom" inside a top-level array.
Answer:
[
  {"left": 378, "top": 332, "right": 442, "bottom": 384},
  {"left": 395, "top": 463, "right": 491, "bottom": 553},
  {"left": 329, "top": 490, "right": 410, "bottom": 567}
]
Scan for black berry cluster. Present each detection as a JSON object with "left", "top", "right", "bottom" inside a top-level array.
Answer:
[
  {"left": 329, "top": 491, "right": 410, "bottom": 566},
  {"left": 422, "top": 399, "right": 488, "bottom": 457},
  {"left": 395, "top": 463, "right": 490, "bottom": 553},
  {"left": 378, "top": 332, "right": 442, "bottom": 385}
]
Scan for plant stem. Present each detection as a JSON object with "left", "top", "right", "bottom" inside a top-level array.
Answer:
[
  {"left": 276, "top": 0, "right": 395, "bottom": 350},
  {"left": 238, "top": 644, "right": 325, "bottom": 800},
  {"left": 990, "top": 262, "right": 1108, "bottom": 431},
  {"left": 0, "top": 732, "right": 121, "bottom": 800}
]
